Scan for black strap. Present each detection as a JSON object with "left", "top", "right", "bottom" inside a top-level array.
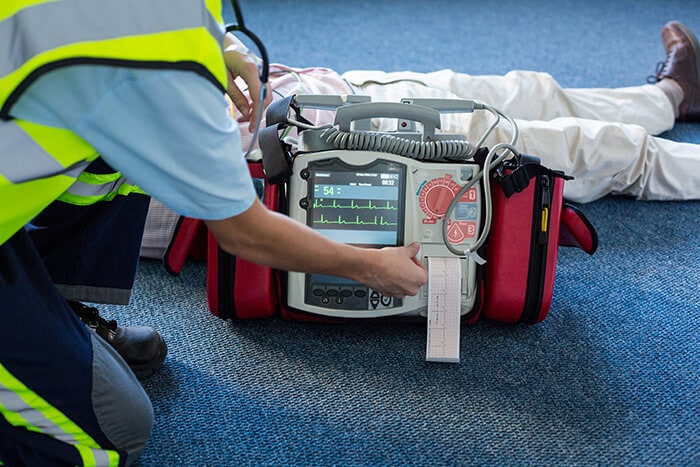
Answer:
[
  {"left": 258, "top": 95, "right": 317, "bottom": 185},
  {"left": 258, "top": 123, "right": 292, "bottom": 185},
  {"left": 265, "top": 95, "right": 294, "bottom": 126},
  {"left": 495, "top": 154, "right": 573, "bottom": 198},
  {"left": 265, "top": 94, "right": 314, "bottom": 126}
]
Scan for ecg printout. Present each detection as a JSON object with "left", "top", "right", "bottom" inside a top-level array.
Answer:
[{"left": 426, "top": 256, "right": 462, "bottom": 363}]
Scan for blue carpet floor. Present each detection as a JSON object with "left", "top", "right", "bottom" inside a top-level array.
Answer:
[{"left": 112, "top": 1, "right": 699, "bottom": 465}]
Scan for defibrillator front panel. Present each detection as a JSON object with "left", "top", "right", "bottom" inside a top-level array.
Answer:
[{"left": 286, "top": 150, "right": 481, "bottom": 319}]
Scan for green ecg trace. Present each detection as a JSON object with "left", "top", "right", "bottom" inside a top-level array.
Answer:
[
  {"left": 315, "top": 214, "right": 398, "bottom": 226},
  {"left": 313, "top": 199, "right": 398, "bottom": 210}
]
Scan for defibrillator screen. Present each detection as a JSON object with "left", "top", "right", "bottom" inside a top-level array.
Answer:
[{"left": 305, "top": 158, "right": 406, "bottom": 247}]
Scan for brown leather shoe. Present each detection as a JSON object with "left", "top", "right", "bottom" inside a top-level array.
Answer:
[{"left": 655, "top": 21, "right": 700, "bottom": 121}]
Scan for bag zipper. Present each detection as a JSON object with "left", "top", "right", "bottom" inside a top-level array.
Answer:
[
  {"left": 521, "top": 175, "right": 551, "bottom": 324},
  {"left": 217, "top": 246, "right": 237, "bottom": 319}
]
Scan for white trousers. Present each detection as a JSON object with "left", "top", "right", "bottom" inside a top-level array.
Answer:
[{"left": 342, "top": 69, "right": 700, "bottom": 203}]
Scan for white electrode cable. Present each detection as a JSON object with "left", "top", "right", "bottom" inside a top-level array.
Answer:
[
  {"left": 244, "top": 84, "right": 266, "bottom": 160},
  {"left": 441, "top": 142, "right": 519, "bottom": 260},
  {"left": 439, "top": 102, "right": 521, "bottom": 260},
  {"left": 448, "top": 103, "right": 520, "bottom": 260}
]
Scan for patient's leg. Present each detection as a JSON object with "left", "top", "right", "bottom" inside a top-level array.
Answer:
[
  {"left": 343, "top": 69, "right": 675, "bottom": 136},
  {"left": 486, "top": 116, "right": 698, "bottom": 203}
]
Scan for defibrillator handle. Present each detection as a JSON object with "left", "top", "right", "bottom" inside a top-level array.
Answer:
[
  {"left": 399, "top": 98, "right": 476, "bottom": 114},
  {"left": 335, "top": 102, "right": 441, "bottom": 139}
]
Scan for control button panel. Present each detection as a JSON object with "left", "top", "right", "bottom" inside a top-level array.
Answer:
[{"left": 305, "top": 285, "right": 401, "bottom": 310}]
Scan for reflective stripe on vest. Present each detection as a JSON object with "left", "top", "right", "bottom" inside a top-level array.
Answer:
[
  {"left": 0, "top": 120, "right": 94, "bottom": 183},
  {"left": 0, "top": 120, "right": 99, "bottom": 245},
  {"left": 0, "top": 120, "right": 62, "bottom": 182},
  {"left": 0, "top": 363, "right": 120, "bottom": 466},
  {"left": 0, "top": 120, "right": 98, "bottom": 185},
  {"left": 57, "top": 171, "right": 147, "bottom": 206},
  {"left": 0, "top": 0, "right": 227, "bottom": 117}
]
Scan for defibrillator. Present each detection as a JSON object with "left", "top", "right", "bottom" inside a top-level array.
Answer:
[
  {"left": 286, "top": 150, "right": 480, "bottom": 319},
  {"left": 258, "top": 95, "right": 520, "bottom": 321}
]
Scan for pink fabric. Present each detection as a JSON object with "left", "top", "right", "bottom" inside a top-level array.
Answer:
[{"left": 237, "top": 65, "right": 352, "bottom": 151}]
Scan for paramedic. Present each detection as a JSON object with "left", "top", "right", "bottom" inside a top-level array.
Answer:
[{"left": 0, "top": 3, "right": 427, "bottom": 466}]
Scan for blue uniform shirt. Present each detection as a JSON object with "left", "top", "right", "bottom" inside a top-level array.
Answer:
[{"left": 10, "top": 66, "right": 258, "bottom": 220}]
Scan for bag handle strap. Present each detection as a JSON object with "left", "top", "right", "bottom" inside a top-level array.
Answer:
[{"left": 559, "top": 203, "right": 598, "bottom": 254}]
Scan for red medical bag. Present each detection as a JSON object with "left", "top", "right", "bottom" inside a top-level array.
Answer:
[
  {"left": 162, "top": 161, "right": 281, "bottom": 320},
  {"left": 205, "top": 161, "right": 280, "bottom": 319},
  {"left": 164, "top": 96, "right": 598, "bottom": 326},
  {"left": 479, "top": 158, "right": 597, "bottom": 324}
]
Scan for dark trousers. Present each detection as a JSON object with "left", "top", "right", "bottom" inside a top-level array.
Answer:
[
  {"left": 28, "top": 158, "right": 150, "bottom": 305},
  {"left": 0, "top": 229, "right": 153, "bottom": 466},
  {"left": 0, "top": 159, "right": 154, "bottom": 465}
]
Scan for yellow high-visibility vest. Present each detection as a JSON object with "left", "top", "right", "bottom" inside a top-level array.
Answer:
[{"left": 0, "top": 0, "right": 228, "bottom": 245}]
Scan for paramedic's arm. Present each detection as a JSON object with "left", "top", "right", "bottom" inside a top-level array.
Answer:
[
  {"left": 223, "top": 33, "right": 271, "bottom": 131},
  {"left": 205, "top": 199, "right": 428, "bottom": 298}
]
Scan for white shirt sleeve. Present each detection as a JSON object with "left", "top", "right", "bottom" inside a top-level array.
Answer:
[{"left": 11, "top": 66, "right": 258, "bottom": 220}]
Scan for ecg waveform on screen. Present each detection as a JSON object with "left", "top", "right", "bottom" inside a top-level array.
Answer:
[
  {"left": 314, "top": 214, "right": 397, "bottom": 226},
  {"left": 312, "top": 199, "right": 398, "bottom": 211},
  {"left": 313, "top": 196, "right": 399, "bottom": 227}
]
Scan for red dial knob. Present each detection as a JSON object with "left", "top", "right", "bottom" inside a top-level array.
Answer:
[{"left": 419, "top": 175, "right": 461, "bottom": 220}]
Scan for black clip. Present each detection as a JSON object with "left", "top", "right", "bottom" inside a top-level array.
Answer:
[
  {"left": 498, "top": 164, "right": 534, "bottom": 197},
  {"left": 494, "top": 154, "right": 572, "bottom": 198}
]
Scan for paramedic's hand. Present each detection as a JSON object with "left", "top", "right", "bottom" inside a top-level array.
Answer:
[
  {"left": 363, "top": 243, "right": 427, "bottom": 298},
  {"left": 223, "top": 35, "right": 271, "bottom": 132}
]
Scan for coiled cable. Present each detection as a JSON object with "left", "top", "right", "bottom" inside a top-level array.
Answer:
[{"left": 318, "top": 127, "right": 474, "bottom": 160}]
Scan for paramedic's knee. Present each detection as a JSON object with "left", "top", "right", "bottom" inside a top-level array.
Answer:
[{"left": 90, "top": 332, "right": 154, "bottom": 462}]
